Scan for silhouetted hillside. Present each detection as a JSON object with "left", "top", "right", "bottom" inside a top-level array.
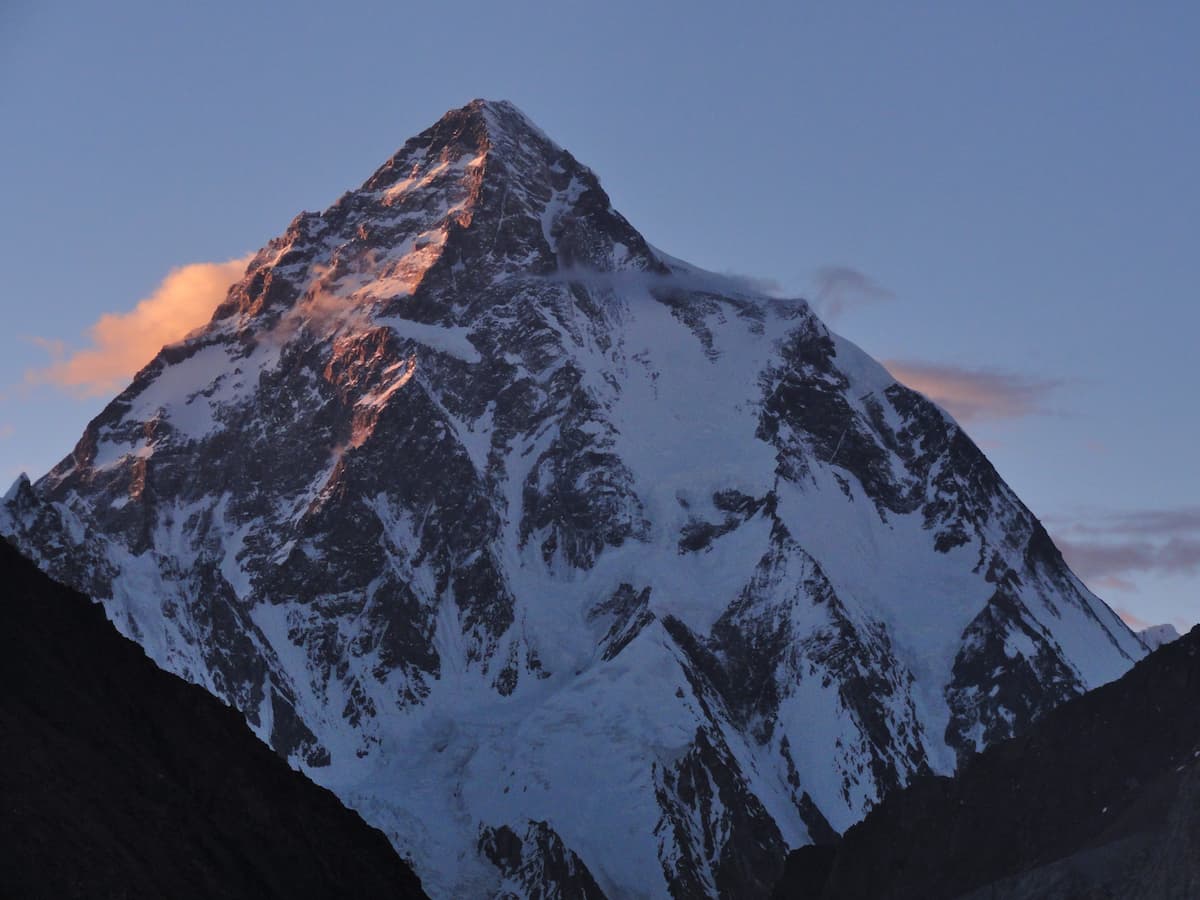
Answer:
[{"left": 0, "top": 539, "right": 426, "bottom": 900}]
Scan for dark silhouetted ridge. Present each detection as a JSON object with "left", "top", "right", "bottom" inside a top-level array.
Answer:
[
  {"left": 773, "top": 625, "right": 1200, "bottom": 900},
  {"left": 0, "top": 538, "right": 426, "bottom": 900}
]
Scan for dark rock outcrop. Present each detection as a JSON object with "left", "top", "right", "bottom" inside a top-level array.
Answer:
[{"left": 479, "top": 821, "right": 607, "bottom": 899}]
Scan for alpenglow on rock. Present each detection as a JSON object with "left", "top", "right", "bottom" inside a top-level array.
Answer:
[{"left": 1, "top": 100, "right": 1145, "bottom": 899}]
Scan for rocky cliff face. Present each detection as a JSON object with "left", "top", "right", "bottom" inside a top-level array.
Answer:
[{"left": 0, "top": 99, "right": 1144, "bottom": 899}]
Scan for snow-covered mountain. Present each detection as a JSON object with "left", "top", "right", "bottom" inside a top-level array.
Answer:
[
  {"left": 1, "top": 100, "right": 1145, "bottom": 899},
  {"left": 1140, "top": 623, "right": 1181, "bottom": 651}
]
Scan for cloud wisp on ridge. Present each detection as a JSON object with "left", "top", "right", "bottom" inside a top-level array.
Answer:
[
  {"left": 810, "top": 264, "right": 893, "bottom": 322},
  {"left": 886, "top": 360, "right": 1063, "bottom": 424}
]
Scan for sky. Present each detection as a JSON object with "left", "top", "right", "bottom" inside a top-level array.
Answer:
[{"left": 1, "top": 1, "right": 1196, "bottom": 631}]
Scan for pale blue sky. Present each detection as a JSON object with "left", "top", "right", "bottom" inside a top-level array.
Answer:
[{"left": 1, "top": 1, "right": 1196, "bottom": 629}]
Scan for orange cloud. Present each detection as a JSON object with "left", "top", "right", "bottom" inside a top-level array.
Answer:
[
  {"left": 28, "top": 256, "right": 251, "bottom": 397},
  {"left": 885, "top": 360, "right": 1061, "bottom": 423},
  {"left": 1116, "top": 607, "right": 1150, "bottom": 630},
  {"left": 1095, "top": 576, "right": 1138, "bottom": 594}
]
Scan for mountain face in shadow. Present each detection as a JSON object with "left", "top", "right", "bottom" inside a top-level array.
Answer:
[
  {"left": 774, "top": 625, "right": 1200, "bottom": 900},
  {"left": 0, "top": 538, "right": 426, "bottom": 900}
]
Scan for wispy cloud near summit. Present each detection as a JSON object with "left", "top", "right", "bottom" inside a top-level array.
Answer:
[{"left": 809, "top": 265, "right": 893, "bottom": 322}]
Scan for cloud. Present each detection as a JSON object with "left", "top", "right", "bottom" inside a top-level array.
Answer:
[
  {"left": 1057, "top": 536, "right": 1200, "bottom": 579},
  {"left": 885, "top": 360, "right": 1062, "bottom": 423},
  {"left": 810, "top": 265, "right": 893, "bottom": 321},
  {"left": 27, "top": 256, "right": 251, "bottom": 397},
  {"left": 1116, "top": 607, "right": 1151, "bottom": 630},
  {"left": 1049, "top": 505, "right": 1200, "bottom": 598},
  {"left": 0, "top": 423, "right": 12, "bottom": 441},
  {"left": 718, "top": 272, "right": 786, "bottom": 297},
  {"left": 1053, "top": 506, "right": 1200, "bottom": 538},
  {"left": 1048, "top": 507, "right": 1200, "bottom": 631}
]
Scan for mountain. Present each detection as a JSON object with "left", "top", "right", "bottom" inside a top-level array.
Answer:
[
  {"left": 1140, "top": 622, "right": 1181, "bottom": 651},
  {"left": 0, "top": 538, "right": 426, "bottom": 900},
  {"left": 0, "top": 99, "right": 1145, "bottom": 898},
  {"left": 772, "top": 624, "right": 1200, "bottom": 900}
]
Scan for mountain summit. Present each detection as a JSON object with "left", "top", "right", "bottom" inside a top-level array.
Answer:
[
  {"left": 213, "top": 98, "right": 661, "bottom": 330},
  {"left": 1, "top": 100, "right": 1145, "bottom": 898}
]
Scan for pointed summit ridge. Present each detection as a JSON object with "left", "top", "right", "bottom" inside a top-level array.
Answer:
[
  {"left": 364, "top": 99, "right": 560, "bottom": 192},
  {"left": 212, "top": 99, "right": 660, "bottom": 329}
]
